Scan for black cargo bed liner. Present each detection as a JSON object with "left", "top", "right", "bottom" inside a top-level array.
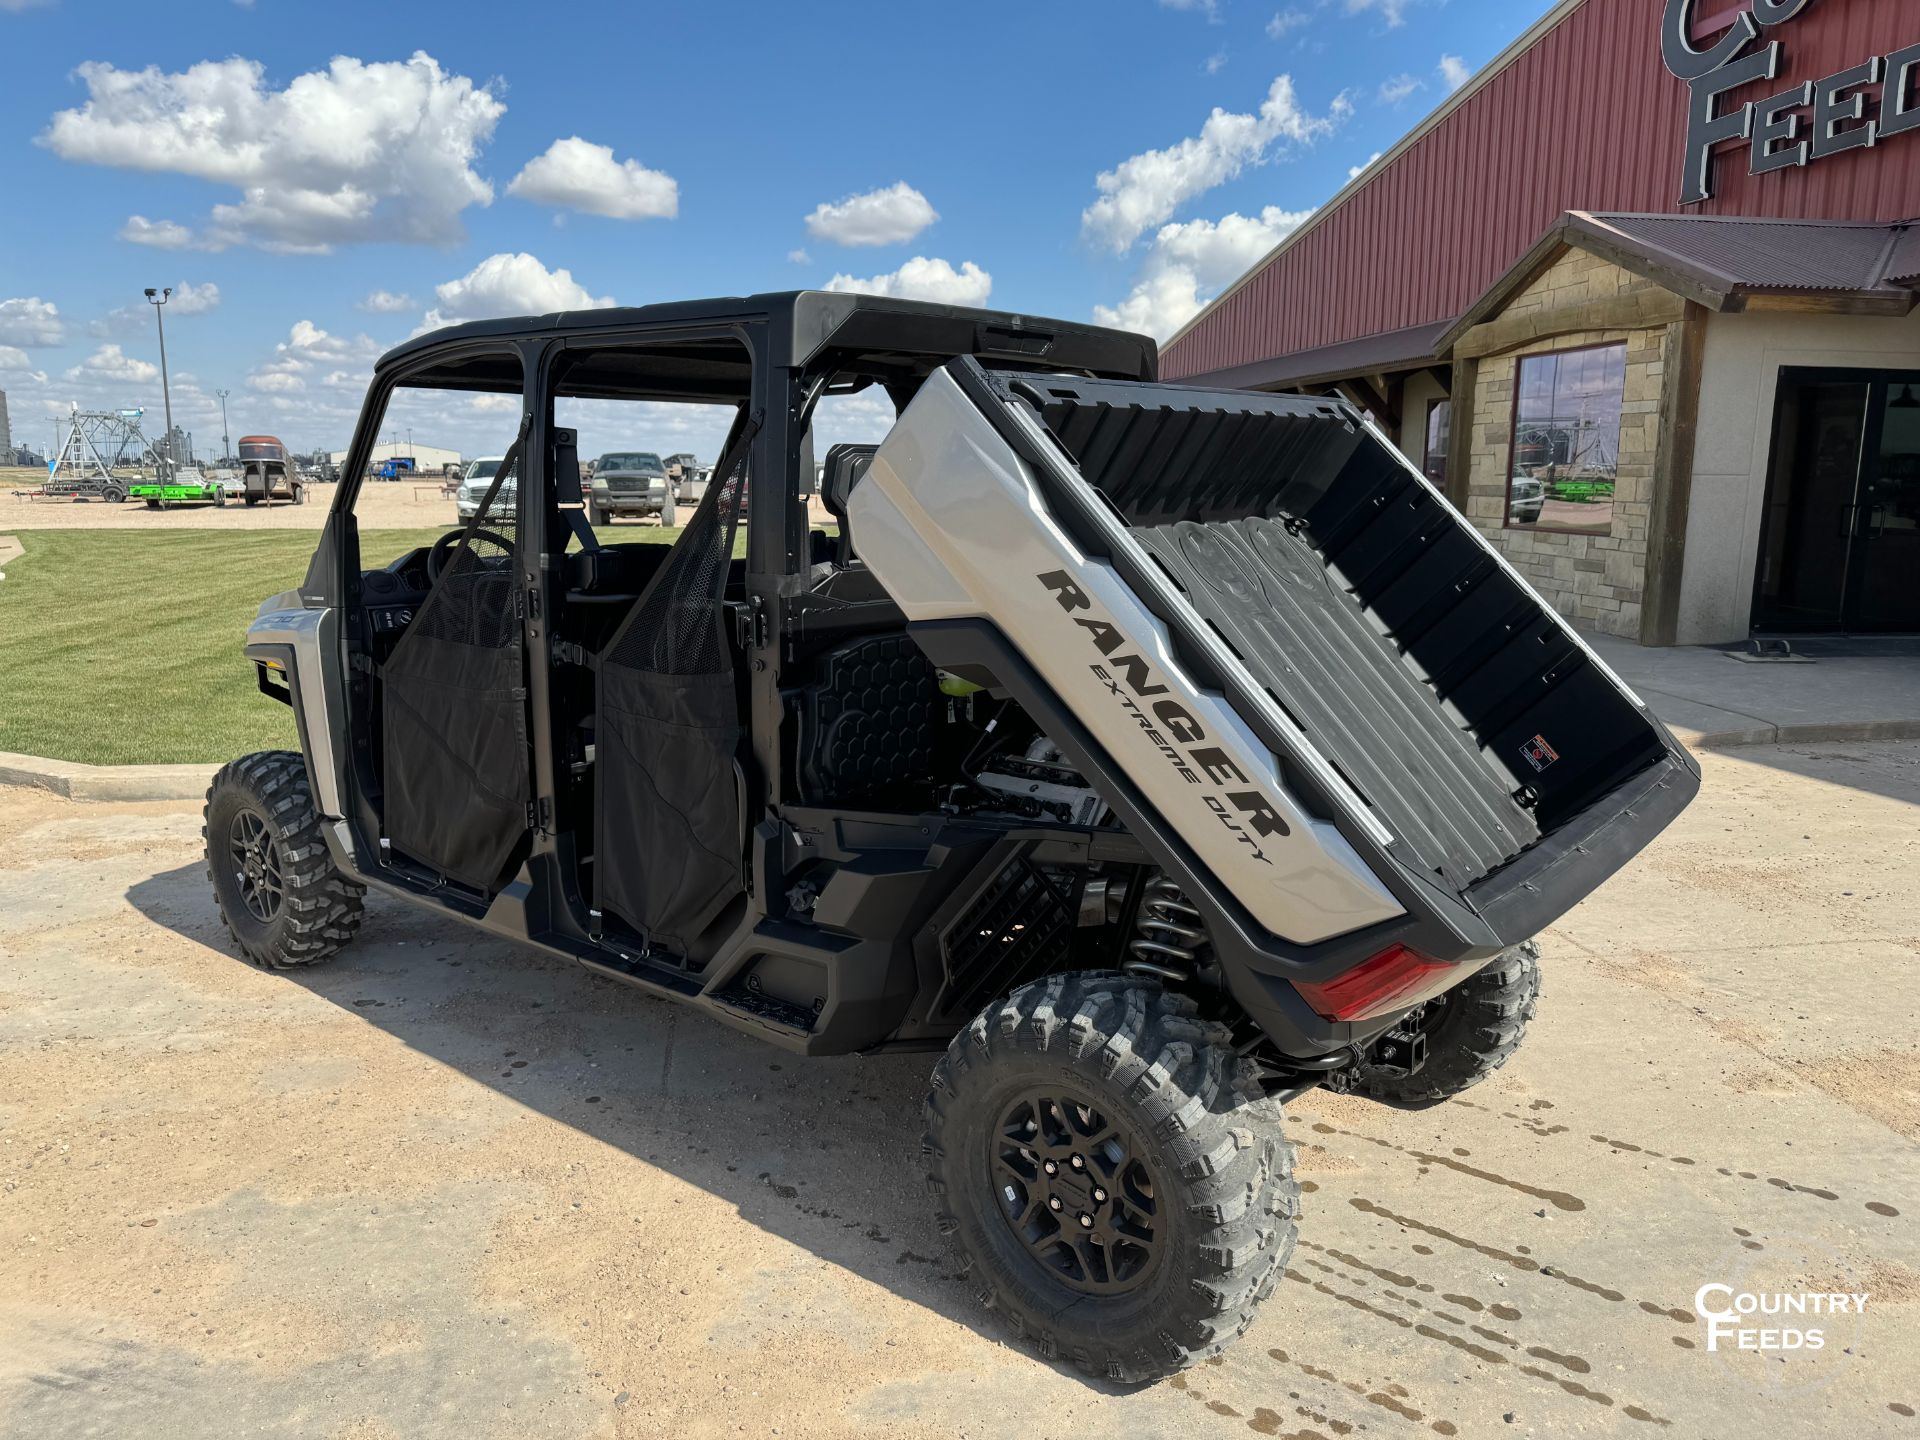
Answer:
[
  {"left": 989, "top": 366, "right": 1670, "bottom": 895},
  {"left": 1133, "top": 518, "right": 1537, "bottom": 890}
]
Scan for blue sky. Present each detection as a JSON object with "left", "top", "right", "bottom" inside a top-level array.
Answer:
[{"left": 0, "top": 0, "right": 1546, "bottom": 461}]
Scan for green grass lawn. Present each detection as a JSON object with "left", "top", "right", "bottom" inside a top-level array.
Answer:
[
  {"left": 0, "top": 529, "right": 427, "bottom": 765},
  {"left": 0, "top": 524, "right": 758, "bottom": 766}
]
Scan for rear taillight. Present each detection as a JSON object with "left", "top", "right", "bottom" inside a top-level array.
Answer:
[{"left": 1294, "top": 944, "right": 1456, "bottom": 1023}]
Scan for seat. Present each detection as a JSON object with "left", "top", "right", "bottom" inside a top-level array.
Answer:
[
  {"left": 794, "top": 632, "right": 937, "bottom": 806},
  {"left": 821, "top": 444, "right": 879, "bottom": 566},
  {"left": 566, "top": 543, "right": 672, "bottom": 598}
]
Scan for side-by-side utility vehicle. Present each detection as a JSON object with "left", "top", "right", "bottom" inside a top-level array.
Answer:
[{"left": 207, "top": 293, "right": 1698, "bottom": 1381}]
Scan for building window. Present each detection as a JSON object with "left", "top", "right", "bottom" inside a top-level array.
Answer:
[
  {"left": 1423, "top": 399, "right": 1451, "bottom": 485},
  {"left": 1507, "top": 343, "right": 1626, "bottom": 535}
]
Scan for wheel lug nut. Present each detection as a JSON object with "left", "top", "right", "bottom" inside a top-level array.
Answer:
[
  {"left": 1070, "top": 1155, "right": 1085, "bottom": 1171},
  {"left": 1042, "top": 1160, "right": 1058, "bottom": 1176},
  {"left": 1078, "top": 1213, "right": 1094, "bottom": 1229},
  {"left": 1092, "top": 1186, "right": 1107, "bottom": 1203},
  {"left": 1048, "top": 1197, "right": 1063, "bottom": 1212}
]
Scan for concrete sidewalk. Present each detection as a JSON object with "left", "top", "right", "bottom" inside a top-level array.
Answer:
[{"left": 1585, "top": 631, "right": 1920, "bottom": 748}]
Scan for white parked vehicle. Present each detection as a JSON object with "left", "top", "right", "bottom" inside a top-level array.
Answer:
[
  {"left": 456, "top": 456, "right": 514, "bottom": 522},
  {"left": 1509, "top": 473, "right": 1545, "bottom": 525}
]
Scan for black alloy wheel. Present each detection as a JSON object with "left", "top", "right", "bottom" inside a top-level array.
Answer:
[
  {"left": 228, "top": 807, "right": 285, "bottom": 922},
  {"left": 991, "top": 1086, "right": 1163, "bottom": 1295}
]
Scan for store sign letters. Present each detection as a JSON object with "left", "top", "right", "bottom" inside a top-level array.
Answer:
[{"left": 1663, "top": 0, "right": 1920, "bottom": 203}]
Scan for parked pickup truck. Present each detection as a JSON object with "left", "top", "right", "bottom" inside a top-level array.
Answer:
[
  {"left": 588, "top": 451, "right": 675, "bottom": 526},
  {"left": 455, "top": 455, "right": 514, "bottom": 522}
]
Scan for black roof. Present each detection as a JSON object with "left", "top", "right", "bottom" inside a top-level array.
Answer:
[{"left": 376, "top": 290, "right": 1156, "bottom": 384}]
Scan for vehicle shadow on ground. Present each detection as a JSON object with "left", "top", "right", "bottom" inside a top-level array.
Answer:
[{"left": 126, "top": 861, "right": 1138, "bottom": 1395}]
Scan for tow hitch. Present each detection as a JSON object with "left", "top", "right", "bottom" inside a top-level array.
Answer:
[{"left": 1366, "top": 1023, "right": 1429, "bottom": 1078}]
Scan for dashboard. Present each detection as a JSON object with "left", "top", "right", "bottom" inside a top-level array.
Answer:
[{"left": 359, "top": 552, "right": 431, "bottom": 647}]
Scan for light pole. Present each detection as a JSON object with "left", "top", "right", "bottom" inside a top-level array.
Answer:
[
  {"left": 216, "top": 388, "right": 231, "bottom": 464},
  {"left": 143, "top": 288, "right": 175, "bottom": 478}
]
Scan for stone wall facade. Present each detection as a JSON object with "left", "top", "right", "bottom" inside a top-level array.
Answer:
[{"left": 1459, "top": 250, "right": 1674, "bottom": 640}]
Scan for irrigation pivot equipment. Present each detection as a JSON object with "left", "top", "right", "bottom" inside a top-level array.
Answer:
[{"left": 29, "top": 405, "right": 163, "bottom": 503}]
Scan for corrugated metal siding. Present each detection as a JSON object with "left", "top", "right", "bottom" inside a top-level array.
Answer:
[{"left": 1165, "top": 0, "right": 1920, "bottom": 379}]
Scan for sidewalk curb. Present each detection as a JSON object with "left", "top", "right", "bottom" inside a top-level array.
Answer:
[
  {"left": 0, "top": 751, "right": 217, "bottom": 803},
  {"left": 1668, "top": 719, "right": 1920, "bottom": 751}
]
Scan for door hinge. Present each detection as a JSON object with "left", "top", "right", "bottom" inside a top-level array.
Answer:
[{"left": 528, "top": 796, "right": 553, "bottom": 835}]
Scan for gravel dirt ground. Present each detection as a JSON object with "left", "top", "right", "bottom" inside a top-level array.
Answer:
[
  {"left": 3, "top": 481, "right": 451, "bottom": 531},
  {"left": 1, "top": 741, "right": 1916, "bottom": 1439},
  {"left": 1, "top": 479, "right": 836, "bottom": 532}
]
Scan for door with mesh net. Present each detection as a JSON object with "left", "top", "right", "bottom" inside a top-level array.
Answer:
[
  {"left": 381, "top": 439, "right": 530, "bottom": 889},
  {"left": 594, "top": 439, "right": 750, "bottom": 952}
]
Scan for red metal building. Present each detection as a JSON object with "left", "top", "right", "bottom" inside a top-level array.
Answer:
[{"left": 1165, "top": 0, "right": 1920, "bottom": 646}]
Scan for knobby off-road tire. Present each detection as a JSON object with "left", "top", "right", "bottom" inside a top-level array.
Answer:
[
  {"left": 924, "top": 972, "right": 1298, "bottom": 1382},
  {"left": 204, "top": 750, "right": 365, "bottom": 969},
  {"left": 1354, "top": 941, "right": 1541, "bottom": 1104}
]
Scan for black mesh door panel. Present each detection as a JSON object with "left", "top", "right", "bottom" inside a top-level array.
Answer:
[
  {"left": 382, "top": 641, "right": 528, "bottom": 888},
  {"left": 595, "top": 427, "right": 750, "bottom": 952},
  {"left": 597, "top": 667, "right": 740, "bottom": 946},
  {"left": 381, "top": 449, "right": 529, "bottom": 889}
]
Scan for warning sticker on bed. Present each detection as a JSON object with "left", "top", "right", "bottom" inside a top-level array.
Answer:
[{"left": 1520, "top": 734, "right": 1561, "bottom": 773}]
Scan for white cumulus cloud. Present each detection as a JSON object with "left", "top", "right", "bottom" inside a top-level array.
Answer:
[
  {"left": 277, "top": 319, "right": 380, "bottom": 367},
  {"left": 0, "top": 296, "right": 64, "bottom": 346},
  {"left": 66, "top": 343, "right": 159, "bottom": 384},
  {"left": 422, "top": 252, "right": 616, "bottom": 331},
  {"left": 119, "top": 215, "right": 200, "bottom": 250},
  {"left": 1094, "top": 204, "right": 1312, "bottom": 341},
  {"left": 358, "top": 289, "right": 416, "bottom": 314},
  {"left": 507, "top": 137, "right": 678, "bottom": 221},
  {"left": 823, "top": 257, "right": 991, "bottom": 307},
  {"left": 42, "top": 52, "right": 504, "bottom": 252},
  {"left": 244, "top": 320, "right": 382, "bottom": 395},
  {"left": 1081, "top": 76, "right": 1343, "bottom": 253},
  {"left": 805, "top": 182, "right": 938, "bottom": 247},
  {"left": 168, "top": 282, "right": 220, "bottom": 315},
  {"left": 1379, "top": 74, "right": 1423, "bottom": 104},
  {"left": 1348, "top": 150, "right": 1384, "bottom": 180},
  {"left": 1439, "top": 54, "right": 1472, "bottom": 91}
]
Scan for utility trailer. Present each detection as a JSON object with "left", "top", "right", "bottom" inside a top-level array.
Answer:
[
  {"left": 235, "top": 435, "right": 306, "bottom": 506},
  {"left": 128, "top": 468, "right": 228, "bottom": 508},
  {"left": 205, "top": 292, "right": 1696, "bottom": 1381}
]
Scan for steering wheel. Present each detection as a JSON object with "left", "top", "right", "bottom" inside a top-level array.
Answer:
[{"left": 426, "top": 526, "right": 515, "bottom": 585}]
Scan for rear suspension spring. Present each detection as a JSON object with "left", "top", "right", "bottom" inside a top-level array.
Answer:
[{"left": 1126, "top": 872, "right": 1208, "bottom": 983}]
